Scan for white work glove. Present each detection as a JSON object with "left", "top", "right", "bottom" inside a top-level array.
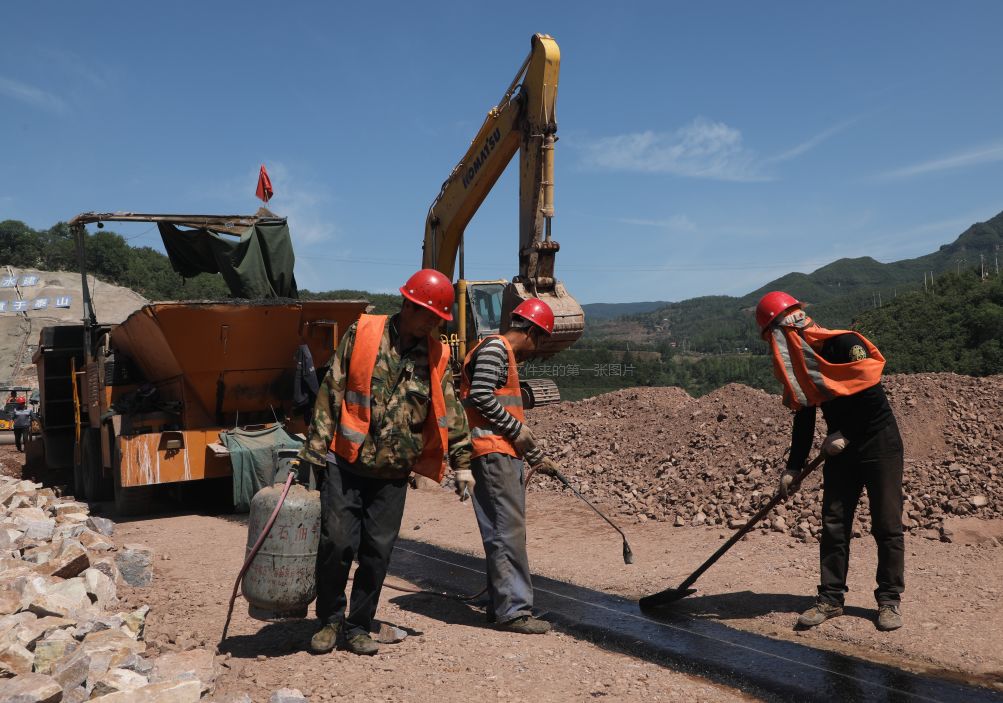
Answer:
[
  {"left": 454, "top": 469, "right": 475, "bottom": 501},
  {"left": 513, "top": 426, "right": 538, "bottom": 455},
  {"left": 778, "top": 469, "right": 799, "bottom": 498},
  {"left": 823, "top": 432, "right": 848, "bottom": 456}
]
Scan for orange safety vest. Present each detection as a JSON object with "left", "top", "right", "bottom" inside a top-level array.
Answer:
[
  {"left": 331, "top": 314, "right": 451, "bottom": 482},
  {"left": 459, "top": 335, "right": 525, "bottom": 459},
  {"left": 768, "top": 319, "right": 885, "bottom": 411}
]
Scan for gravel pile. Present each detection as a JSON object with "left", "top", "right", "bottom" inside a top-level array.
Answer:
[{"left": 527, "top": 373, "right": 1003, "bottom": 542}]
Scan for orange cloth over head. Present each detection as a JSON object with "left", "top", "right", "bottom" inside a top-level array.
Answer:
[{"left": 767, "top": 313, "right": 885, "bottom": 411}]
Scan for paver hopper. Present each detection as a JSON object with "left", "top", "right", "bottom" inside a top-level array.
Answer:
[
  {"left": 30, "top": 210, "right": 369, "bottom": 514},
  {"left": 107, "top": 300, "right": 366, "bottom": 488}
]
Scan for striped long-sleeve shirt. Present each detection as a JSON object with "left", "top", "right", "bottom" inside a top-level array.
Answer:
[{"left": 466, "top": 337, "right": 544, "bottom": 465}]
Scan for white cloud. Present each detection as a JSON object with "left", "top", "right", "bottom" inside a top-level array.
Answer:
[
  {"left": 582, "top": 115, "right": 859, "bottom": 182},
  {"left": 265, "top": 164, "right": 337, "bottom": 246},
  {"left": 581, "top": 117, "right": 771, "bottom": 182},
  {"left": 876, "top": 141, "right": 1003, "bottom": 180},
  {"left": 204, "top": 163, "right": 338, "bottom": 246},
  {"left": 0, "top": 76, "right": 66, "bottom": 112},
  {"left": 764, "top": 117, "right": 858, "bottom": 164}
]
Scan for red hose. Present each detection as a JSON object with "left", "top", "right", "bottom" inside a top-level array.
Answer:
[{"left": 220, "top": 470, "right": 296, "bottom": 644}]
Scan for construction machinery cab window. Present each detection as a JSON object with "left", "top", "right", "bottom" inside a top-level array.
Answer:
[{"left": 470, "top": 283, "right": 505, "bottom": 336}]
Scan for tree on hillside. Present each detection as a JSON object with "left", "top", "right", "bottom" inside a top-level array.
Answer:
[{"left": 854, "top": 271, "right": 1003, "bottom": 375}]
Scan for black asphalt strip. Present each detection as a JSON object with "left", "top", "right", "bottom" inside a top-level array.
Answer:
[{"left": 389, "top": 539, "right": 1003, "bottom": 703}]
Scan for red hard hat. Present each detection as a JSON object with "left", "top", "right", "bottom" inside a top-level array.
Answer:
[
  {"left": 512, "top": 298, "right": 555, "bottom": 334},
  {"left": 400, "top": 269, "right": 454, "bottom": 321},
  {"left": 755, "top": 291, "right": 801, "bottom": 334}
]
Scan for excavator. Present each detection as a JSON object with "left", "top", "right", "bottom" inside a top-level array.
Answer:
[{"left": 422, "top": 33, "right": 584, "bottom": 407}]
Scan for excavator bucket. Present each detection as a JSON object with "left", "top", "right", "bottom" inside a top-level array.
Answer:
[{"left": 503, "top": 279, "right": 585, "bottom": 358}]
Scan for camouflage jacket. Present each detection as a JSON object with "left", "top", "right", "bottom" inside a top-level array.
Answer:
[{"left": 299, "top": 314, "right": 472, "bottom": 479}]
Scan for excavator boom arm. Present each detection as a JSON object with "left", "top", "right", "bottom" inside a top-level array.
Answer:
[{"left": 422, "top": 33, "right": 583, "bottom": 358}]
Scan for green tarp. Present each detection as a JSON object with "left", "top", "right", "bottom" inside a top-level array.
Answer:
[
  {"left": 158, "top": 219, "right": 298, "bottom": 298},
  {"left": 222, "top": 425, "right": 303, "bottom": 511}
]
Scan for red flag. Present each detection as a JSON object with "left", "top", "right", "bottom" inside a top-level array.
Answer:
[{"left": 255, "top": 164, "right": 273, "bottom": 203}]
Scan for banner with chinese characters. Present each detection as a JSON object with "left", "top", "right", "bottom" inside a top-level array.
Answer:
[
  {"left": 0, "top": 295, "right": 71, "bottom": 313},
  {"left": 1, "top": 275, "right": 40, "bottom": 287}
]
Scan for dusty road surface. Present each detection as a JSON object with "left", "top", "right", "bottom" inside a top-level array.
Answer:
[
  {"left": 113, "top": 506, "right": 751, "bottom": 702},
  {"left": 105, "top": 482, "right": 1003, "bottom": 702},
  {"left": 7, "top": 371, "right": 1002, "bottom": 700},
  {"left": 398, "top": 489, "right": 1003, "bottom": 689}
]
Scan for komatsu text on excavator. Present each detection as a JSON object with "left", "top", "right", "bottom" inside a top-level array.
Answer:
[{"left": 422, "top": 33, "right": 585, "bottom": 407}]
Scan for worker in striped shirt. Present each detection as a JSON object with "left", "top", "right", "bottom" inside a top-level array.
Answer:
[{"left": 459, "top": 298, "right": 559, "bottom": 635}]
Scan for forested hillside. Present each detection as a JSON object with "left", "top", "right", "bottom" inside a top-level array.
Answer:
[
  {"left": 5, "top": 214, "right": 1001, "bottom": 400},
  {"left": 607, "top": 210, "right": 1003, "bottom": 354},
  {"left": 551, "top": 211, "right": 1003, "bottom": 399},
  {"left": 856, "top": 271, "right": 1003, "bottom": 376},
  {"left": 0, "top": 219, "right": 401, "bottom": 311},
  {"left": 548, "top": 266, "right": 1003, "bottom": 400}
]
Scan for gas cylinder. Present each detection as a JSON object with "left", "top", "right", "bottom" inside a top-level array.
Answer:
[{"left": 243, "top": 478, "right": 321, "bottom": 621}]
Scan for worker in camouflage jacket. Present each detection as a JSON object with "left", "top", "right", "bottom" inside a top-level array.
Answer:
[{"left": 299, "top": 269, "right": 473, "bottom": 656}]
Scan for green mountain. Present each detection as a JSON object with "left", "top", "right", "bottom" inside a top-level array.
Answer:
[
  {"left": 581, "top": 301, "right": 670, "bottom": 320},
  {"left": 611, "top": 210, "right": 1003, "bottom": 354},
  {"left": 855, "top": 270, "right": 1003, "bottom": 376},
  {"left": 0, "top": 219, "right": 402, "bottom": 310}
]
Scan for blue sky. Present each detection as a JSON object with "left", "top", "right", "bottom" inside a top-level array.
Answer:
[{"left": 2, "top": 2, "right": 1003, "bottom": 303}]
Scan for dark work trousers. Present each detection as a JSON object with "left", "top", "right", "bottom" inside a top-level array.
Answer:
[
  {"left": 14, "top": 428, "right": 27, "bottom": 452},
  {"left": 471, "top": 452, "right": 533, "bottom": 624},
  {"left": 817, "top": 420, "right": 905, "bottom": 607},
  {"left": 315, "top": 458, "right": 408, "bottom": 639}
]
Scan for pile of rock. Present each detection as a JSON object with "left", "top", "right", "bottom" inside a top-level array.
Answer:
[
  {"left": 527, "top": 373, "right": 1003, "bottom": 542},
  {"left": 0, "top": 474, "right": 218, "bottom": 702}
]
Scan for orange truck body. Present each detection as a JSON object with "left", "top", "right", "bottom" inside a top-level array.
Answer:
[
  {"left": 107, "top": 300, "right": 366, "bottom": 487},
  {"left": 35, "top": 299, "right": 367, "bottom": 496}
]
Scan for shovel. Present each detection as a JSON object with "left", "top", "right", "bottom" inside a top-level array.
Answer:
[{"left": 638, "top": 453, "right": 825, "bottom": 610}]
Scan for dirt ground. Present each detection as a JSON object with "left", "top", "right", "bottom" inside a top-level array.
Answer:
[
  {"left": 398, "top": 489, "right": 1003, "bottom": 687},
  {"left": 5, "top": 367, "right": 1002, "bottom": 701},
  {"left": 111, "top": 506, "right": 751, "bottom": 703},
  {"left": 93, "top": 479, "right": 1002, "bottom": 702}
]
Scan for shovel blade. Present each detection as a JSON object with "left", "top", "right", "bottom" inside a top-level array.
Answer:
[{"left": 638, "top": 587, "right": 697, "bottom": 610}]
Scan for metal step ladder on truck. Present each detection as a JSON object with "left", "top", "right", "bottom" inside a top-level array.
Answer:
[{"left": 30, "top": 211, "right": 367, "bottom": 515}]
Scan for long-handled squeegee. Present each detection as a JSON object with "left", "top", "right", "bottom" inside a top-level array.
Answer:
[
  {"left": 638, "top": 453, "right": 825, "bottom": 610},
  {"left": 549, "top": 468, "right": 635, "bottom": 565}
]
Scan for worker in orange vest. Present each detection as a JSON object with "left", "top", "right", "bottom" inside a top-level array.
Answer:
[
  {"left": 299, "top": 269, "right": 474, "bottom": 655},
  {"left": 460, "top": 298, "right": 559, "bottom": 635},
  {"left": 757, "top": 291, "right": 904, "bottom": 632}
]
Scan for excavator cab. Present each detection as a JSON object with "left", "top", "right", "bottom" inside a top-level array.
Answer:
[
  {"left": 444, "top": 279, "right": 562, "bottom": 408},
  {"left": 467, "top": 280, "right": 506, "bottom": 337}
]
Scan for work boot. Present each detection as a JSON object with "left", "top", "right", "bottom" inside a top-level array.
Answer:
[
  {"left": 497, "top": 615, "right": 550, "bottom": 634},
  {"left": 876, "top": 604, "right": 903, "bottom": 631},
  {"left": 796, "top": 601, "right": 843, "bottom": 628},
  {"left": 344, "top": 632, "right": 380, "bottom": 655},
  {"left": 309, "top": 623, "right": 340, "bottom": 654}
]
